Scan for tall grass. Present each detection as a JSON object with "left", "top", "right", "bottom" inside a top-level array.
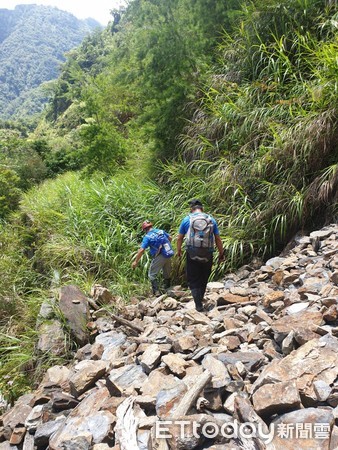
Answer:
[
  {"left": 18, "top": 171, "right": 195, "bottom": 297},
  {"left": 169, "top": 0, "right": 338, "bottom": 260}
]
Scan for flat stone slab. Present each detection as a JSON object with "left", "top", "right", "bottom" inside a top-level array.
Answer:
[
  {"left": 37, "top": 320, "right": 66, "bottom": 356},
  {"left": 202, "top": 354, "right": 231, "bottom": 388},
  {"left": 310, "top": 229, "right": 334, "bottom": 240},
  {"left": 2, "top": 394, "right": 34, "bottom": 429},
  {"left": 219, "top": 293, "right": 250, "bottom": 304},
  {"left": 49, "top": 387, "right": 113, "bottom": 450},
  {"left": 162, "top": 354, "right": 188, "bottom": 377},
  {"left": 270, "top": 407, "right": 334, "bottom": 449},
  {"left": 156, "top": 381, "right": 187, "bottom": 418},
  {"left": 106, "top": 364, "right": 147, "bottom": 395},
  {"left": 59, "top": 285, "right": 90, "bottom": 346},
  {"left": 218, "top": 351, "right": 266, "bottom": 372},
  {"left": 253, "top": 334, "right": 338, "bottom": 398},
  {"left": 139, "top": 344, "right": 161, "bottom": 374},
  {"left": 252, "top": 381, "right": 301, "bottom": 417},
  {"left": 69, "top": 360, "right": 107, "bottom": 397},
  {"left": 271, "top": 310, "right": 323, "bottom": 341},
  {"left": 140, "top": 369, "right": 179, "bottom": 396}
]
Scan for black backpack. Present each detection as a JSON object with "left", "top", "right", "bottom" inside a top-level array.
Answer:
[{"left": 186, "top": 213, "right": 214, "bottom": 262}]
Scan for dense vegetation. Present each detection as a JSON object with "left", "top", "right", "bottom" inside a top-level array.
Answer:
[
  {"left": 0, "top": 0, "right": 337, "bottom": 400},
  {"left": 0, "top": 4, "right": 100, "bottom": 119}
]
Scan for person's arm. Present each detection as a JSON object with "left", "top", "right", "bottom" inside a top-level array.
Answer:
[
  {"left": 177, "top": 217, "right": 188, "bottom": 256},
  {"left": 165, "top": 231, "right": 172, "bottom": 242},
  {"left": 132, "top": 247, "right": 145, "bottom": 269},
  {"left": 214, "top": 234, "right": 224, "bottom": 262},
  {"left": 177, "top": 233, "right": 185, "bottom": 257}
]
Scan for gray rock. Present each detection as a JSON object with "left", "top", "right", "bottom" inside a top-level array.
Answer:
[
  {"left": 38, "top": 300, "right": 55, "bottom": 321},
  {"left": 285, "top": 302, "right": 309, "bottom": 314},
  {"left": 207, "top": 282, "right": 224, "bottom": 290},
  {"left": 156, "top": 382, "right": 187, "bottom": 418},
  {"left": 34, "top": 418, "right": 65, "bottom": 447},
  {"left": 49, "top": 388, "right": 113, "bottom": 450},
  {"left": 25, "top": 404, "right": 44, "bottom": 432},
  {"left": 92, "top": 445, "right": 111, "bottom": 450},
  {"left": 95, "top": 331, "right": 127, "bottom": 356},
  {"left": 310, "top": 229, "right": 334, "bottom": 240},
  {"left": 56, "top": 435, "right": 91, "bottom": 450},
  {"left": 281, "top": 331, "right": 295, "bottom": 355},
  {"left": 37, "top": 320, "right": 66, "bottom": 356},
  {"left": 265, "top": 257, "right": 285, "bottom": 270},
  {"left": 313, "top": 380, "right": 332, "bottom": 402},
  {"left": 22, "top": 432, "right": 34, "bottom": 450},
  {"left": 59, "top": 285, "right": 90, "bottom": 346},
  {"left": 51, "top": 392, "right": 79, "bottom": 412},
  {"left": 2, "top": 395, "right": 33, "bottom": 429},
  {"left": 106, "top": 364, "right": 147, "bottom": 395},
  {"left": 166, "top": 414, "right": 214, "bottom": 450},
  {"left": 0, "top": 442, "right": 16, "bottom": 450},
  {"left": 76, "top": 343, "right": 92, "bottom": 361},
  {"left": 218, "top": 351, "right": 265, "bottom": 372}
]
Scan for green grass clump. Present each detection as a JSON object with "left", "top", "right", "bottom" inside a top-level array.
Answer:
[{"left": 18, "top": 170, "right": 190, "bottom": 297}]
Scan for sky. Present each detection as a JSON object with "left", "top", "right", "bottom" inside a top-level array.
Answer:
[{"left": 1, "top": 0, "right": 125, "bottom": 25}]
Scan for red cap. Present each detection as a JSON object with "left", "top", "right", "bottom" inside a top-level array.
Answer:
[{"left": 141, "top": 220, "right": 153, "bottom": 231}]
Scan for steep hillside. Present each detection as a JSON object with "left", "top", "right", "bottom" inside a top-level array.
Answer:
[
  {"left": 0, "top": 4, "right": 101, "bottom": 119},
  {"left": 0, "top": 0, "right": 337, "bottom": 417}
]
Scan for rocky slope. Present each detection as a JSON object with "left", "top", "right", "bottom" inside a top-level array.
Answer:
[{"left": 1, "top": 224, "right": 338, "bottom": 449}]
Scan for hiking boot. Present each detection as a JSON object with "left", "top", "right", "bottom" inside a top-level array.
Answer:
[
  {"left": 151, "top": 280, "right": 160, "bottom": 296},
  {"left": 191, "top": 288, "right": 204, "bottom": 312}
]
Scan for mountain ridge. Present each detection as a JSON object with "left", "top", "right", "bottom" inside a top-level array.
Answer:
[{"left": 0, "top": 4, "right": 102, "bottom": 119}]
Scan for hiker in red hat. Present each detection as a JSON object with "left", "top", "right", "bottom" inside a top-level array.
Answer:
[{"left": 132, "top": 220, "right": 174, "bottom": 296}]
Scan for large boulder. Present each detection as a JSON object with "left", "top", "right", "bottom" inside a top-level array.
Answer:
[{"left": 59, "top": 285, "right": 90, "bottom": 346}]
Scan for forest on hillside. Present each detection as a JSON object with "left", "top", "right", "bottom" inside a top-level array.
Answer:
[
  {"left": 0, "top": 0, "right": 338, "bottom": 399},
  {"left": 0, "top": 4, "right": 100, "bottom": 119}
]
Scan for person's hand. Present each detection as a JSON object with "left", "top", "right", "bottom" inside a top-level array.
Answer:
[
  {"left": 132, "top": 261, "right": 138, "bottom": 269},
  {"left": 177, "top": 249, "right": 182, "bottom": 258}
]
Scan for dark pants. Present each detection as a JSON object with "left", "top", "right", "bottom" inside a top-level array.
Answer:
[{"left": 186, "top": 253, "right": 212, "bottom": 309}]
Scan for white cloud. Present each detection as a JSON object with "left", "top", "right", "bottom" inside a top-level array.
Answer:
[{"left": 1, "top": 0, "right": 125, "bottom": 25}]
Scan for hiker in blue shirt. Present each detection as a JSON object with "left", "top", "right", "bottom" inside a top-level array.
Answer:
[
  {"left": 177, "top": 199, "right": 224, "bottom": 311},
  {"left": 132, "top": 220, "right": 173, "bottom": 296}
]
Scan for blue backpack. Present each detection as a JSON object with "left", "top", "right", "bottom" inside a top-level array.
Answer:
[{"left": 148, "top": 230, "right": 174, "bottom": 258}]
